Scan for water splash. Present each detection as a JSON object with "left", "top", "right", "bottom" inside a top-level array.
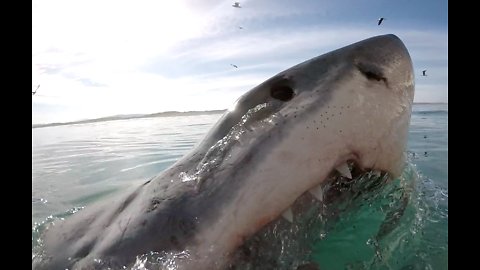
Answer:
[
  {"left": 131, "top": 251, "right": 190, "bottom": 270},
  {"left": 32, "top": 206, "right": 85, "bottom": 265},
  {"left": 178, "top": 103, "right": 281, "bottom": 188}
]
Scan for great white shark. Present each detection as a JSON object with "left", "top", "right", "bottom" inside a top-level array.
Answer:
[{"left": 33, "top": 34, "right": 415, "bottom": 270}]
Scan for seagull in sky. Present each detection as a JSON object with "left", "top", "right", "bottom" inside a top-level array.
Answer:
[
  {"left": 32, "top": 85, "right": 40, "bottom": 95},
  {"left": 378, "top": 17, "right": 385, "bottom": 25}
]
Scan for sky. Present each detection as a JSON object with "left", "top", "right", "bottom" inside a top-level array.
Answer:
[{"left": 32, "top": 0, "right": 448, "bottom": 124}]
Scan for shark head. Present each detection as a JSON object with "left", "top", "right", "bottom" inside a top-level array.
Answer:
[{"left": 182, "top": 33, "right": 414, "bottom": 268}]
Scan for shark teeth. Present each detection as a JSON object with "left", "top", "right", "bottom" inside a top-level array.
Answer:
[
  {"left": 335, "top": 163, "right": 352, "bottom": 179},
  {"left": 309, "top": 184, "right": 324, "bottom": 201},
  {"left": 369, "top": 170, "right": 381, "bottom": 178},
  {"left": 280, "top": 163, "right": 355, "bottom": 223},
  {"left": 281, "top": 207, "right": 294, "bottom": 223}
]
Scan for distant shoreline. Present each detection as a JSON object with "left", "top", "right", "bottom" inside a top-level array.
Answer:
[
  {"left": 413, "top": 102, "right": 448, "bottom": 105},
  {"left": 32, "top": 110, "right": 227, "bottom": 129},
  {"left": 32, "top": 103, "right": 447, "bottom": 129}
]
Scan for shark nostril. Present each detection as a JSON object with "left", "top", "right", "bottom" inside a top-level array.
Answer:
[
  {"left": 271, "top": 85, "right": 294, "bottom": 101},
  {"left": 363, "top": 71, "right": 385, "bottom": 81},
  {"left": 356, "top": 62, "right": 387, "bottom": 83}
]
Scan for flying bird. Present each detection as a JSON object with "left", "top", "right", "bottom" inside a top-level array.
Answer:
[
  {"left": 232, "top": 2, "right": 241, "bottom": 8},
  {"left": 422, "top": 70, "right": 427, "bottom": 76},
  {"left": 231, "top": 64, "right": 238, "bottom": 68},
  {"left": 378, "top": 17, "right": 385, "bottom": 25},
  {"left": 238, "top": 26, "right": 243, "bottom": 29},
  {"left": 32, "top": 84, "right": 40, "bottom": 95}
]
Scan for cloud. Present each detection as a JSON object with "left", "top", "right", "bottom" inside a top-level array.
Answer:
[
  {"left": 32, "top": 1, "right": 448, "bottom": 123},
  {"left": 77, "top": 78, "right": 108, "bottom": 87}
]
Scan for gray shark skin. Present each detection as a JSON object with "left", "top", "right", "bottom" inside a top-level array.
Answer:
[{"left": 33, "top": 34, "right": 414, "bottom": 270}]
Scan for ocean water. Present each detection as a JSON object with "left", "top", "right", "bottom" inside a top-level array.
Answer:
[{"left": 32, "top": 104, "right": 448, "bottom": 269}]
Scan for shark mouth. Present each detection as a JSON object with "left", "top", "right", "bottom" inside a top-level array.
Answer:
[
  {"left": 227, "top": 161, "right": 392, "bottom": 270},
  {"left": 123, "top": 163, "right": 394, "bottom": 270}
]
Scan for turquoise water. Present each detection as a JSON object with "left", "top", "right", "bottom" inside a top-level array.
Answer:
[{"left": 32, "top": 104, "right": 448, "bottom": 269}]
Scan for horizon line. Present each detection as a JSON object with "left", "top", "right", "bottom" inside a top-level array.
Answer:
[{"left": 32, "top": 102, "right": 448, "bottom": 129}]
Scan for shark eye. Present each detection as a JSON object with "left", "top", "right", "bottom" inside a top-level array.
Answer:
[{"left": 271, "top": 85, "right": 294, "bottom": 101}]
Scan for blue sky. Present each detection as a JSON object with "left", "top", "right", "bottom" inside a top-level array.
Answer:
[{"left": 32, "top": 0, "right": 448, "bottom": 124}]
